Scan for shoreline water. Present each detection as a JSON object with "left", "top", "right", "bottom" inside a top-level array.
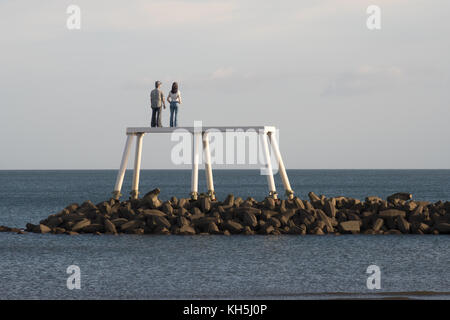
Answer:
[{"left": 1, "top": 170, "right": 449, "bottom": 299}]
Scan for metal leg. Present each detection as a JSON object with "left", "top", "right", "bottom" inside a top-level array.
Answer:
[
  {"left": 190, "top": 131, "right": 201, "bottom": 200},
  {"left": 260, "top": 131, "right": 277, "bottom": 199},
  {"left": 112, "top": 134, "right": 135, "bottom": 200},
  {"left": 131, "top": 133, "right": 144, "bottom": 199},
  {"left": 268, "top": 131, "right": 294, "bottom": 199},
  {"left": 202, "top": 132, "right": 216, "bottom": 200}
]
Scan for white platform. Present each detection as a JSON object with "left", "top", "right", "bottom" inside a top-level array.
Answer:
[{"left": 126, "top": 126, "right": 276, "bottom": 134}]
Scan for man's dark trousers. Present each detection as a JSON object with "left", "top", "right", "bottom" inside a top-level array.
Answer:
[{"left": 151, "top": 107, "right": 162, "bottom": 127}]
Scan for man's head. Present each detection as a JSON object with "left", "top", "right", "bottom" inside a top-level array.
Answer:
[{"left": 155, "top": 80, "right": 162, "bottom": 89}]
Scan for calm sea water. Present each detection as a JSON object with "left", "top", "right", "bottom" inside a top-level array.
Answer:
[{"left": 0, "top": 170, "right": 449, "bottom": 299}]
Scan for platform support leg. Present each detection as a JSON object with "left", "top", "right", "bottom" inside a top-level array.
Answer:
[
  {"left": 131, "top": 133, "right": 144, "bottom": 199},
  {"left": 202, "top": 132, "right": 216, "bottom": 200},
  {"left": 268, "top": 131, "right": 294, "bottom": 199},
  {"left": 190, "top": 131, "right": 201, "bottom": 200},
  {"left": 260, "top": 131, "right": 277, "bottom": 199},
  {"left": 112, "top": 134, "right": 134, "bottom": 200}
]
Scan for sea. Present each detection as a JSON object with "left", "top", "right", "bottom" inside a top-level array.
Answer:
[{"left": 0, "top": 169, "right": 449, "bottom": 299}]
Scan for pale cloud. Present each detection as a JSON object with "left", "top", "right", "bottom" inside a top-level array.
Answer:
[
  {"left": 322, "top": 65, "right": 404, "bottom": 96},
  {"left": 210, "top": 67, "right": 236, "bottom": 80}
]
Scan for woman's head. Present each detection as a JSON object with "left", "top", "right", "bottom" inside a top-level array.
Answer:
[{"left": 171, "top": 82, "right": 178, "bottom": 94}]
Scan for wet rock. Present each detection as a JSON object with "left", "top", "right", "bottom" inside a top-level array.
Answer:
[
  {"left": 263, "top": 225, "right": 274, "bottom": 235},
  {"left": 206, "top": 222, "right": 220, "bottom": 234},
  {"left": 170, "top": 196, "right": 178, "bottom": 207},
  {"left": 434, "top": 223, "right": 450, "bottom": 233},
  {"left": 177, "top": 198, "right": 188, "bottom": 209},
  {"left": 223, "top": 220, "right": 244, "bottom": 234},
  {"left": 304, "top": 201, "right": 314, "bottom": 212},
  {"left": 65, "top": 203, "right": 79, "bottom": 213},
  {"left": 278, "top": 209, "right": 296, "bottom": 226},
  {"left": 293, "top": 197, "right": 305, "bottom": 210},
  {"left": 313, "top": 227, "right": 325, "bottom": 235},
  {"left": 235, "top": 207, "right": 261, "bottom": 216},
  {"left": 153, "top": 226, "right": 170, "bottom": 235},
  {"left": 54, "top": 227, "right": 66, "bottom": 234},
  {"left": 264, "top": 197, "right": 275, "bottom": 210},
  {"left": 387, "top": 192, "right": 412, "bottom": 203},
  {"left": 177, "top": 216, "right": 190, "bottom": 228},
  {"left": 81, "top": 224, "right": 105, "bottom": 233},
  {"left": 223, "top": 194, "right": 234, "bottom": 207},
  {"left": 234, "top": 197, "right": 243, "bottom": 207},
  {"left": 323, "top": 200, "right": 336, "bottom": 218},
  {"left": 404, "top": 201, "right": 418, "bottom": 212},
  {"left": 200, "top": 197, "right": 211, "bottom": 212},
  {"left": 45, "top": 216, "right": 63, "bottom": 228},
  {"left": 297, "top": 210, "right": 315, "bottom": 226},
  {"left": 118, "top": 205, "right": 136, "bottom": 220},
  {"left": 379, "top": 209, "right": 406, "bottom": 218},
  {"left": 261, "top": 210, "right": 278, "bottom": 221},
  {"left": 308, "top": 192, "right": 321, "bottom": 202},
  {"left": 365, "top": 196, "right": 382, "bottom": 203},
  {"left": 141, "top": 189, "right": 162, "bottom": 209},
  {"left": 385, "top": 229, "right": 402, "bottom": 235},
  {"left": 372, "top": 218, "right": 384, "bottom": 232},
  {"left": 396, "top": 216, "right": 410, "bottom": 233},
  {"left": 241, "top": 211, "right": 258, "bottom": 228},
  {"left": 153, "top": 216, "right": 171, "bottom": 229},
  {"left": 0, "top": 226, "right": 12, "bottom": 232},
  {"left": 178, "top": 225, "right": 196, "bottom": 235},
  {"left": 140, "top": 209, "right": 166, "bottom": 218},
  {"left": 243, "top": 226, "right": 254, "bottom": 235},
  {"left": 72, "top": 219, "right": 91, "bottom": 232},
  {"left": 104, "top": 219, "right": 117, "bottom": 234},
  {"left": 97, "top": 201, "right": 112, "bottom": 215},
  {"left": 339, "top": 221, "right": 360, "bottom": 233},
  {"left": 161, "top": 202, "right": 174, "bottom": 215},
  {"left": 267, "top": 217, "right": 281, "bottom": 228},
  {"left": 111, "top": 218, "right": 128, "bottom": 227},
  {"left": 120, "top": 220, "right": 144, "bottom": 232}
]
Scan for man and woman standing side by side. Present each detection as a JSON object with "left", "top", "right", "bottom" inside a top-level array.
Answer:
[{"left": 150, "top": 81, "right": 182, "bottom": 128}]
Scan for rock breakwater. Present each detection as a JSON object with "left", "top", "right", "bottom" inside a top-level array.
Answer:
[{"left": 2, "top": 189, "right": 450, "bottom": 235}]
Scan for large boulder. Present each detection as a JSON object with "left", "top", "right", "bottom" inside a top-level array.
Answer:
[
  {"left": 223, "top": 220, "right": 244, "bottom": 234},
  {"left": 72, "top": 219, "right": 91, "bottom": 232},
  {"left": 241, "top": 211, "right": 258, "bottom": 228},
  {"left": 339, "top": 221, "right": 360, "bottom": 233},
  {"left": 263, "top": 197, "right": 276, "bottom": 210},
  {"left": 104, "top": 219, "right": 117, "bottom": 234},
  {"left": 81, "top": 224, "right": 105, "bottom": 233},
  {"left": 379, "top": 209, "right": 406, "bottom": 218},
  {"left": 396, "top": 216, "right": 410, "bottom": 233},
  {"left": 372, "top": 218, "right": 384, "bottom": 232},
  {"left": 434, "top": 223, "right": 450, "bottom": 234},
  {"left": 141, "top": 188, "right": 162, "bottom": 208},
  {"left": 120, "top": 220, "right": 144, "bottom": 232},
  {"left": 387, "top": 192, "right": 412, "bottom": 203},
  {"left": 178, "top": 225, "right": 196, "bottom": 235},
  {"left": 323, "top": 200, "right": 336, "bottom": 218},
  {"left": 200, "top": 197, "right": 211, "bottom": 212}
]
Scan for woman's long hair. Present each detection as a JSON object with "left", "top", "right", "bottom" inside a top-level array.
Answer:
[{"left": 171, "top": 82, "right": 178, "bottom": 94}]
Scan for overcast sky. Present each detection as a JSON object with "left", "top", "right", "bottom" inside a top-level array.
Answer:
[{"left": 1, "top": 0, "right": 449, "bottom": 169}]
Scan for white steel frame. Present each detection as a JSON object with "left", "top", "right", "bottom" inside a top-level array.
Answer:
[{"left": 112, "top": 126, "right": 294, "bottom": 200}]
